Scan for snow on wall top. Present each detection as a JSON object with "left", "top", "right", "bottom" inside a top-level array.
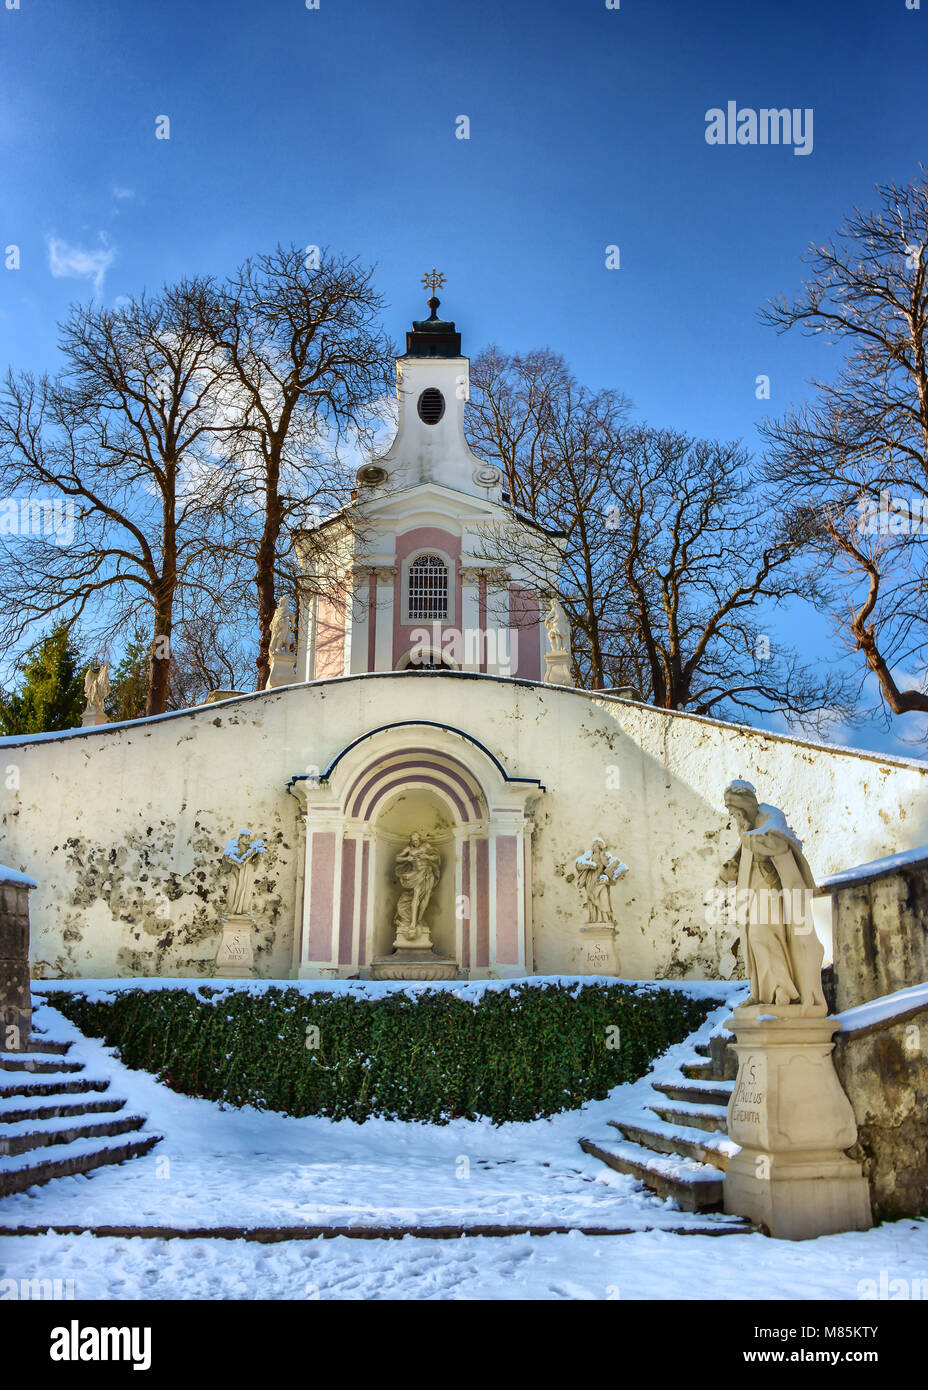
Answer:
[
  {"left": 817, "top": 844, "right": 928, "bottom": 892},
  {"left": 835, "top": 982, "right": 928, "bottom": 1035},
  {"left": 0, "top": 864, "right": 38, "bottom": 889}
]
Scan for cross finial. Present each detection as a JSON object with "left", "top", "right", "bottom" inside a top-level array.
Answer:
[{"left": 421, "top": 267, "right": 445, "bottom": 297}]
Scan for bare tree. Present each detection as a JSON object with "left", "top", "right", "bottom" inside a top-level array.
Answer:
[
  {"left": 468, "top": 349, "right": 846, "bottom": 723},
  {"left": 602, "top": 427, "right": 846, "bottom": 722},
  {"left": 0, "top": 284, "right": 231, "bottom": 714},
  {"left": 193, "top": 246, "right": 393, "bottom": 688},
  {"left": 468, "top": 348, "right": 633, "bottom": 688},
  {"left": 760, "top": 168, "right": 928, "bottom": 726}
]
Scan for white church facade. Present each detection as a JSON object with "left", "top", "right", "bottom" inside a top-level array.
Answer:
[{"left": 2, "top": 299, "right": 928, "bottom": 984}]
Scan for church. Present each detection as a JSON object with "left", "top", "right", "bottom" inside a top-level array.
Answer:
[{"left": 2, "top": 296, "right": 927, "bottom": 985}]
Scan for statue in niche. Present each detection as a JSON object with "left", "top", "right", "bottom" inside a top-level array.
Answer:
[
  {"left": 222, "top": 829, "right": 266, "bottom": 917},
  {"left": 83, "top": 664, "right": 109, "bottom": 715},
  {"left": 718, "top": 780, "right": 826, "bottom": 1015},
  {"left": 269, "top": 595, "right": 296, "bottom": 654},
  {"left": 393, "top": 832, "right": 442, "bottom": 943},
  {"left": 575, "top": 839, "right": 628, "bottom": 926}
]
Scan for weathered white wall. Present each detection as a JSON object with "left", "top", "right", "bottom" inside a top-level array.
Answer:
[{"left": 1, "top": 673, "right": 925, "bottom": 981}]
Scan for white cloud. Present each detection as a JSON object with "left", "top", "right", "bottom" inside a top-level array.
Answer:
[
  {"left": 46, "top": 235, "right": 115, "bottom": 295},
  {"left": 112, "top": 185, "right": 135, "bottom": 200}
]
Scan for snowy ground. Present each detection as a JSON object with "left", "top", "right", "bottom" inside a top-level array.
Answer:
[
  {"left": 4, "top": 1221, "right": 928, "bottom": 1301},
  {"left": 0, "top": 983, "right": 926, "bottom": 1300}
]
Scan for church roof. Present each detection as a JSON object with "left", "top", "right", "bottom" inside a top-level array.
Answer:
[{"left": 404, "top": 297, "right": 462, "bottom": 358}]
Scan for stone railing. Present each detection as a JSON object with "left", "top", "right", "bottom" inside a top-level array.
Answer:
[
  {"left": 0, "top": 865, "right": 37, "bottom": 1051},
  {"left": 815, "top": 846, "right": 928, "bottom": 1012},
  {"left": 832, "top": 984, "right": 928, "bottom": 1220}
]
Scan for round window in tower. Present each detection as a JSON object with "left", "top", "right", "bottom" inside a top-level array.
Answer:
[{"left": 417, "top": 388, "right": 445, "bottom": 425}]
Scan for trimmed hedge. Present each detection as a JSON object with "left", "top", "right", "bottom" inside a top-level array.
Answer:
[{"left": 51, "top": 982, "right": 720, "bottom": 1124}]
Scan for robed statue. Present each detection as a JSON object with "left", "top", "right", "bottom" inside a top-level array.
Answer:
[
  {"left": 393, "top": 832, "right": 442, "bottom": 944},
  {"left": 575, "top": 839, "right": 628, "bottom": 926},
  {"left": 718, "top": 780, "right": 826, "bottom": 1015},
  {"left": 83, "top": 664, "right": 110, "bottom": 715},
  {"left": 223, "top": 829, "right": 266, "bottom": 917}
]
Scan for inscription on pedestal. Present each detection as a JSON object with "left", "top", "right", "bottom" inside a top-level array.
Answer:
[{"left": 730, "top": 1051, "right": 766, "bottom": 1132}]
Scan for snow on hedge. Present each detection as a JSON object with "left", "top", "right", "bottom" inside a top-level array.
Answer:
[{"left": 33, "top": 975, "right": 744, "bottom": 1007}]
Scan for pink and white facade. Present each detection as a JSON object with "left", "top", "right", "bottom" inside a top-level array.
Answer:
[
  {"left": 295, "top": 301, "right": 564, "bottom": 684},
  {"left": 288, "top": 300, "right": 566, "bottom": 977}
]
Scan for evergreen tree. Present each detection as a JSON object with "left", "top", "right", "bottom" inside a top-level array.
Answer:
[
  {"left": 107, "top": 627, "right": 151, "bottom": 723},
  {"left": 0, "top": 624, "right": 85, "bottom": 735}
]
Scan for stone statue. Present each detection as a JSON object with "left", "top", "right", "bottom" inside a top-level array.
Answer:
[
  {"left": 575, "top": 839, "right": 628, "bottom": 926},
  {"left": 222, "top": 829, "right": 266, "bottom": 917},
  {"left": 83, "top": 664, "right": 109, "bottom": 714},
  {"left": 393, "top": 832, "right": 442, "bottom": 943},
  {"left": 718, "top": 780, "right": 826, "bottom": 1015},
  {"left": 269, "top": 596, "right": 295, "bottom": 654},
  {"left": 544, "top": 599, "right": 568, "bottom": 655}
]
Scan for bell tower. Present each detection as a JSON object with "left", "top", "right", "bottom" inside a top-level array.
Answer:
[
  {"left": 297, "top": 274, "right": 570, "bottom": 685},
  {"left": 360, "top": 272, "right": 504, "bottom": 502}
]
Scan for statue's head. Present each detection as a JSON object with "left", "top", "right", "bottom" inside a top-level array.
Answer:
[
  {"left": 724, "top": 780, "right": 758, "bottom": 831},
  {"left": 409, "top": 832, "right": 421, "bottom": 846}
]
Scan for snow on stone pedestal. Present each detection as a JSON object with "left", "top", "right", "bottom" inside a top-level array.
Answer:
[{"left": 723, "top": 1008, "right": 872, "bottom": 1240}]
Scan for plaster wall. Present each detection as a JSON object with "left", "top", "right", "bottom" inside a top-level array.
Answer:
[{"left": 1, "top": 673, "right": 926, "bottom": 982}]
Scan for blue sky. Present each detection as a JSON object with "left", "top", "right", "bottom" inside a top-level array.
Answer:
[{"left": 1, "top": 0, "right": 926, "bottom": 754}]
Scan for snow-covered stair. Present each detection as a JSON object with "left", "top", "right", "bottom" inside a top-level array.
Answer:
[
  {"left": 580, "top": 1034, "right": 749, "bottom": 1218},
  {"left": 0, "top": 1032, "right": 161, "bottom": 1197}
]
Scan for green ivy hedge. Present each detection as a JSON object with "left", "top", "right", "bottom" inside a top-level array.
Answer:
[{"left": 50, "top": 982, "right": 720, "bottom": 1124}]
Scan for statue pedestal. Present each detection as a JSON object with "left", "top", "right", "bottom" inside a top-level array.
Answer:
[
  {"left": 723, "top": 1009, "right": 872, "bottom": 1240},
  {"left": 544, "top": 650, "right": 572, "bottom": 687},
  {"left": 371, "top": 947, "right": 459, "bottom": 981},
  {"left": 81, "top": 710, "right": 109, "bottom": 727},
  {"left": 577, "top": 924, "right": 619, "bottom": 975},
  {"left": 265, "top": 651, "right": 297, "bottom": 689},
  {"left": 215, "top": 914, "right": 255, "bottom": 978}
]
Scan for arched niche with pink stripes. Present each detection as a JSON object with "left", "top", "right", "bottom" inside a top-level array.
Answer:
[{"left": 288, "top": 722, "right": 545, "bottom": 979}]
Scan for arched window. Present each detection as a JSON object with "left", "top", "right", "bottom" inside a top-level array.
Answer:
[{"left": 408, "top": 554, "right": 448, "bottom": 621}]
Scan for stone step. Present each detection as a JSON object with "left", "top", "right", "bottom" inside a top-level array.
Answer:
[
  {"left": 648, "top": 1100, "right": 729, "bottom": 1133},
  {"left": 27, "top": 1040, "right": 72, "bottom": 1055},
  {"left": 0, "top": 1217, "right": 757, "bottom": 1241},
  {"left": 0, "top": 1130, "right": 162, "bottom": 1197},
  {"left": 0, "top": 1095, "right": 125, "bottom": 1125},
  {"left": 652, "top": 1078, "right": 735, "bottom": 1107},
  {"left": 0, "top": 1113, "right": 148, "bottom": 1157},
  {"left": 0, "top": 1054, "right": 83, "bottom": 1074},
  {"left": 680, "top": 1061, "right": 716, "bottom": 1081},
  {"left": 608, "top": 1118, "right": 734, "bottom": 1172},
  {"left": 0, "top": 1073, "right": 110, "bottom": 1100},
  {"left": 579, "top": 1136, "right": 725, "bottom": 1212}
]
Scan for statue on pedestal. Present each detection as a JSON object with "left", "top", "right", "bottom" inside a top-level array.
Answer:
[
  {"left": 82, "top": 664, "right": 110, "bottom": 727},
  {"left": 543, "top": 598, "right": 573, "bottom": 688},
  {"left": 575, "top": 839, "right": 628, "bottom": 926},
  {"left": 718, "top": 779, "right": 826, "bottom": 1016},
  {"left": 393, "top": 832, "right": 441, "bottom": 946},
  {"left": 265, "top": 596, "right": 297, "bottom": 690}
]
